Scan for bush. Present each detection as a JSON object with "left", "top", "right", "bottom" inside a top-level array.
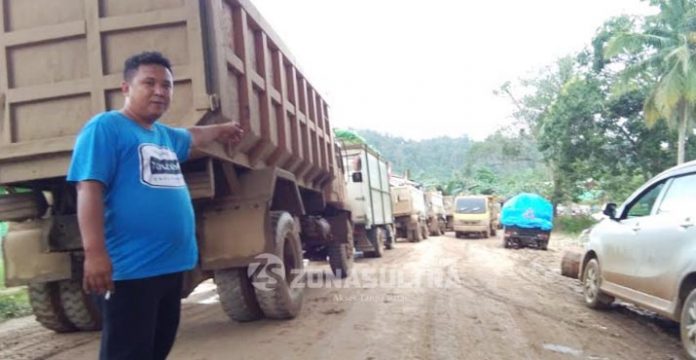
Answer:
[
  {"left": 0, "top": 289, "right": 32, "bottom": 321},
  {"left": 554, "top": 215, "right": 597, "bottom": 234}
]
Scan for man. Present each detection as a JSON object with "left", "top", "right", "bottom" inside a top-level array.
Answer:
[{"left": 67, "top": 51, "right": 243, "bottom": 360}]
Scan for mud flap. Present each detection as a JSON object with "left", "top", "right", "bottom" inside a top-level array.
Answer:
[
  {"left": 198, "top": 167, "right": 305, "bottom": 270},
  {"left": 3, "top": 220, "right": 71, "bottom": 287}
]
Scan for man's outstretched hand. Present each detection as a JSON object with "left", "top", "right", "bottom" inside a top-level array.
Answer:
[
  {"left": 215, "top": 122, "right": 244, "bottom": 146},
  {"left": 190, "top": 122, "right": 245, "bottom": 149}
]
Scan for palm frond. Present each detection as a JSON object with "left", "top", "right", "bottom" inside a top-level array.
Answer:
[
  {"left": 605, "top": 33, "right": 643, "bottom": 58},
  {"left": 654, "top": 62, "right": 685, "bottom": 123},
  {"left": 664, "top": 40, "right": 690, "bottom": 73},
  {"left": 685, "top": 59, "right": 696, "bottom": 102},
  {"left": 644, "top": 87, "right": 663, "bottom": 128}
]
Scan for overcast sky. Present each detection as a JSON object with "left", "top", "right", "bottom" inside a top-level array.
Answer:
[{"left": 251, "top": 0, "right": 656, "bottom": 141}]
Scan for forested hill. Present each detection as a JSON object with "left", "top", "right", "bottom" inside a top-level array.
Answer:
[
  {"left": 352, "top": 129, "right": 472, "bottom": 181},
  {"left": 347, "top": 128, "right": 549, "bottom": 197}
]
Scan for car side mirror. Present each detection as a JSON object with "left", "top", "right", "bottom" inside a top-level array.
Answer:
[
  {"left": 352, "top": 172, "right": 363, "bottom": 183},
  {"left": 602, "top": 203, "right": 618, "bottom": 220}
]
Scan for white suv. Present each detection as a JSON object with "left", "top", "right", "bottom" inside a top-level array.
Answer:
[{"left": 580, "top": 160, "right": 696, "bottom": 358}]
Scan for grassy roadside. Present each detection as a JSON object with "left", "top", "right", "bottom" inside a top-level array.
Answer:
[
  {"left": 553, "top": 215, "right": 597, "bottom": 235},
  {"left": 0, "top": 229, "right": 33, "bottom": 322}
]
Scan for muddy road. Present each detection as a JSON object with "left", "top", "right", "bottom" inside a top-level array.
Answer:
[{"left": 0, "top": 233, "right": 686, "bottom": 359}]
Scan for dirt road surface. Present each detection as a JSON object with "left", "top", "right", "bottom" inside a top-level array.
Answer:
[{"left": 0, "top": 233, "right": 686, "bottom": 359}]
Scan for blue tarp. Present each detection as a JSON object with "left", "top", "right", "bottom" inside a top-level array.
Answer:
[{"left": 501, "top": 193, "right": 554, "bottom": 231}]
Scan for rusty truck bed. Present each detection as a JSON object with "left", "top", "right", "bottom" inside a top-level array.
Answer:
[{"left": 0, "top": 0, "right": 335, "bottom": 192}]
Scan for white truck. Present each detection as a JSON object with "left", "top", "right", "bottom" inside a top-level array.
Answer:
[{"left": 342, "top": 144, "right": 395, "bottom": 259}]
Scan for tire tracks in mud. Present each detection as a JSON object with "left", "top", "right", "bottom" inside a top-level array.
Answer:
[
  {"left": 0, "top": 234, "right": 685, "bottom": 360},
  {"left": 440, "top": 236, "right": 681, "bottom": 359},
  {"left": 0, "top": 318, "right": 98, "bottom": 360}
]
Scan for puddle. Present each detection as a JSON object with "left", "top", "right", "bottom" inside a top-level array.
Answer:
[{"left": 542, "top": 343, "right": 583, "bottom": 357}]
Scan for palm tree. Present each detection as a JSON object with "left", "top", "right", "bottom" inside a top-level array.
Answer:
[{"left": 604, "top": 0, "right": 696, "bottom": 164}]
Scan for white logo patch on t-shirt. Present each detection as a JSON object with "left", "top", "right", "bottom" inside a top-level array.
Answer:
[{"left": 139, "top": 144, "right": 186, "bottom": 188}]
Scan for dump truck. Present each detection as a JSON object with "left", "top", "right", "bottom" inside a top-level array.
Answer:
[
  {"left": 452, "top": 195, "right": 500, "bottom": 238},
  {"left": 443, "top": 195, "right": 455, "bottom": 231},
  {"left": 390, "top": 176, "right": 428, "bottom": 242},
  {"left": 425, "top": 190, "right": 447, "bottom": 236},
  {"left": 341, "top": 143, "right": 394, "bottom": 258},
  {"left": 0, "top": 0, "right": 355, "bottom": 331}
]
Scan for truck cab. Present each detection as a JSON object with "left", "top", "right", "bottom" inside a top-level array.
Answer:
[{"left": 453, "top": 195, "right": 499, "bottom": 238}]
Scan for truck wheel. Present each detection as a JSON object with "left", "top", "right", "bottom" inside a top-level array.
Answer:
[
  {"left": 58, "top": 280, "right": 101, "bottom": 331},
  {"left": 421, "top": 223, "right": 429, "bottom": 240},
  {"left": 215, "top": 267, "right": 263, "bottom": 322},
  {"left": 582, "top": 258, "right": 614, "bottom": 309},
  {"left": 539, "top": 240, "right": 548, "bottom": 250},
  {"left": 502, "top": 237, "right": 509, "bottom": 248},
  {"left": 384, "top": 226, "right": 395, "bottom": 250},
  {"left": 253, "top": 211, "right": 305, "bottom": 319},
  {"left": 28, "top": 282, "right": 76, "bottom": 333},
  {"left": 430, "top": 221, "right": 441, "bottom": 236},
  {"left": 328, "top": 220, "right": 354, "bottom": 278},
  {"left": 364, "top": 227, "right": 385, "bottom": 258},
  {"left": 490, "top": 226, "right": 497, "bottom": 237},
  {"left": 410, "top": 228, "right": 422, "bottom": 242}
]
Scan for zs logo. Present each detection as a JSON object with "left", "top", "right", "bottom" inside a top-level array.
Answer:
[{"left": 247, "top": 253, "right": 305, "bottom": 291}]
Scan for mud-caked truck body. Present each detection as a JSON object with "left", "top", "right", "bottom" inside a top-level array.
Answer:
[
  {"left": 390, "top": 185, "right": 428, "bottom": 242},
  {"left": 0, "top": 0, "right": 354, "bottom": 331},
  {"left": 425, "top": 191, "right": 447, "bottom": 236}
]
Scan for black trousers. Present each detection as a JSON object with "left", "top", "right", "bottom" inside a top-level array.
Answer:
[{"left": 97, "top": 272, "right": 183, "bottom": 360}]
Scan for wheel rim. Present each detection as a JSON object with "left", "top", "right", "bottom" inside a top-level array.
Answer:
[
  {"left": 584, "top": 265, "right": 599, "bottom": 302},
  {"left": 685, "top": 300, "right": 696, "bottom": 353}
]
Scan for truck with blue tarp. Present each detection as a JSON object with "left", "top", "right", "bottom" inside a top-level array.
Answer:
[{"left": 501, "top": 193, "right": 553, "bottom": 250}]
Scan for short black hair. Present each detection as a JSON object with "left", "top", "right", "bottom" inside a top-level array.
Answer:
[{"left": 123, "top": 51, "right": 173, "bottom": 81}]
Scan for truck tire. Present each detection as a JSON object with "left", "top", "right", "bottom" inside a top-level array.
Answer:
[
  {"left": 384, "top": 226, "right": 394, "bottom": 250},
  {"left": 28, "top": 282, "right": 76, "bottom": 333},
  {"left": 439, "top": 220, "right": 447, "bottom": 235},
  {"left": 539, "top": 240, "right": 548, "bottom": 250},
  {"left": 410, "top": 228, "right": 422, "bottom": 242},
  {"left": 328, "top": 219, "right": 354, "bottom": 278},
  {"left": 490, "top": 226, "right": 497, "bottom": 237},
  {"left": 58, "top": 280, "right": 101, "bottom": 331},
  {"left": 421, "top": 223, "right": 429, "bottom": 240},
  {"left": 429, "top": 220, "right": 441, "bottom": 236},
  {"left": 215, "top": 267, "right": 263, "bottom": 322},
  {"left": 364, "top": 227, "right": 384, "bottom": 258},
  {"left": 253, "top": 211, "right": 305, "bottom": 319}
]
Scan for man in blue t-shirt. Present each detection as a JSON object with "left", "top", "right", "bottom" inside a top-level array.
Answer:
[{"left": 67, "top": 51, "right": 243, "bottom": 360}]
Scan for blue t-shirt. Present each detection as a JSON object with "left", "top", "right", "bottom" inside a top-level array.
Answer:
[{"left": 67, "top": 111, "right": 197, "bottom": 280}]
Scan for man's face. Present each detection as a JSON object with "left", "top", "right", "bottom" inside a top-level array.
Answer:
[{"left": 121, "top": 64, "right": 173, "bottom": 123}]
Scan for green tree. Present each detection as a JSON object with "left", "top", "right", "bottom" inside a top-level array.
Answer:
[{"left": 605, "top": 0, "right": 696, "bottom": 164}]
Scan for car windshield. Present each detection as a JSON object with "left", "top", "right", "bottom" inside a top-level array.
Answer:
[{"left": 456, "top": 198, "right": 486, "bottom": 214}]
